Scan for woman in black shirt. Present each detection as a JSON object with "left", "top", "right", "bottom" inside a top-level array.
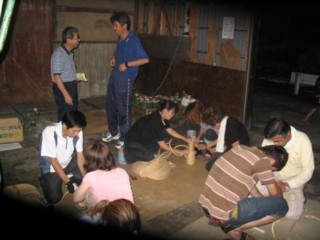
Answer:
[{"left": 124, "top": 100, "right": 189, "bottom": 164}]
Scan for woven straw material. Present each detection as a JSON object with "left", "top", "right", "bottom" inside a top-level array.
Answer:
[
  {"left": 4, "top": 183, "right": 45, "bottom": 207},
  {"left": 130, "top": 151, "right": 175, "bottom": 180}
]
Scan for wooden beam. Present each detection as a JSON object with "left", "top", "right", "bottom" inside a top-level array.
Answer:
[
  {"left": 207, "top": 5, "right": 217, "bottom": 65},
  {"left": 188, "top": 2, "right": 199, "bottom": 62},
  {"left": 56, "top": 6, "right": 134, "bottom": 15},
  {"left": 173, "top": 1, "right": 180, "bottom": 36},
  {"left": 162, "top": 7, "right": 173, "bottom": 36},
  {"left": 160, "top": 7, "right": 166, "bottom": 35},
  {"left": 136, "top": 0, "right": 145, "bottom": 34},
  {"left": 147, "top": 0, "right": 154, "bottom": 34},
  {"left": 244, "top": 14, "right": 253, "bottom": 71},
  {"left": 152, "top": 5, "right": 163, "bottom": 34}
]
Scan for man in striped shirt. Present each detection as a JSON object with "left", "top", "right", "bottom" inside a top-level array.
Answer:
[
  {"left": 199, "top": 145, "right": 288, "bottom": 240},
  {"left": 51, "top": 27, "right": 80, "bottom": 121}
]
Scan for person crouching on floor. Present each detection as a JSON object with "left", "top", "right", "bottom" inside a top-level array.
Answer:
[
  {"left": 124, "top": 100, "right": 189, "bottom": 164},
  {"left": 199, "top": 145, "right": 289, "bottom": 240}
]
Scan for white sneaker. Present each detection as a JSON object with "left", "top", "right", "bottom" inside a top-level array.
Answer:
[
  {"left": 102, "top": 132, "right": 120, "bottom": 142},
  {"left": 115, "top": 141, "right": 124, "bottom": 150}
]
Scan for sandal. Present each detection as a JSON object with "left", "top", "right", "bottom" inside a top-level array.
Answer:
[{"left": 240, "top": 232, "right": 254, "bottom": 240}]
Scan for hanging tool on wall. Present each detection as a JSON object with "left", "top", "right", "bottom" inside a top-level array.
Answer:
[{"left": 0, "top": 0, "right": 16, "bottom": 54}]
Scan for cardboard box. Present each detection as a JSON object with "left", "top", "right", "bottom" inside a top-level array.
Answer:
[{"left": 0, "top": 118, "right": 24, "bottom": 144}]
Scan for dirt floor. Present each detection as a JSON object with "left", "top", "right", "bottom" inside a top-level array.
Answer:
[{"left": 0, "top": 79, "right": 319, "bottom": 239}]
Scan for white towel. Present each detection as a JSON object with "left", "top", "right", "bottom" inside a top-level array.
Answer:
[{"left": 216, "top": 116, "right": 228, "bottom": 152}]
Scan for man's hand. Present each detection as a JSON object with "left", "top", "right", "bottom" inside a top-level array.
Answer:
[
  {"left": 276, "top": 180, "right": 286, "bottom": 192},
  {"left": 69, "top": 176, "right": 82, "bottom": 186},
  {"left": 198, "top": 142, "right": 207, "bottom": 151},
  {"left": 66, "top": 181, "right": 76, "bottom": 193},
  {"left": 64, "top": 94, "right": 73, "bottom": 105},
  {"left": 66, "top": 176, "right": 82, "bottom": 193}
]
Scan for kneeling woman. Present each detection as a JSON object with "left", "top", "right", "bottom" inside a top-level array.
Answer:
[{"left": 124, "top": 100, "right": 189, "bottom": 164}]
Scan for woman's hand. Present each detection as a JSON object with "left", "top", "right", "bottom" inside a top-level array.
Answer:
[
  {"left": 208, "top": 147, "right": 216, "bottom": 154},
  {"left": 184, "top": 137, "right": 191, "bottom": 143},
  {"left": 198, "top": 142, "right": 207, "bottom": 150},
  {"left": 173, "top": 149, "right": 189, "bottom": 156}
]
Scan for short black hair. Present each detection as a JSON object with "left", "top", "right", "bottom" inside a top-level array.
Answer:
[
  {"left": 261, "top": 145, "right": 288, "bottom": 171},
  {"left": 204, "top": 129, "right": 218, "bottom": 141},
  {"left": 62, "top": 110, "right": 87, "bottom": 129},
  {"left": 158, "top": 100, "right": 179, "bottom": 114},
  {"left": 263, "top": 118, "right": 290, "bottom": 139},
  {"left": 62, "top": 26, "right": 78, "bottom": 43},
  {"left": 110, "top": 11, "right": 131, "bottom": 30}
]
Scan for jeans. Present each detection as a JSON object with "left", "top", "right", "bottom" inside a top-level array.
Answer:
[
  {"left": 39, "top": 156, "right": 82, "bottom": 204},
  {"left": 221, "top": 197, "right": 288, "bottom": 231},
  {"left": 256, "top": 181, "right": 305, "bottom": 220}
]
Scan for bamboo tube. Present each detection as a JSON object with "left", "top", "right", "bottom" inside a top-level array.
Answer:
[{"left": 186, "top": 137, "right": 196, "bottom": 165}]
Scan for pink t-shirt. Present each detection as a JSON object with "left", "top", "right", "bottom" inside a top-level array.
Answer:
[{"left": 83, "top": 168, "right": 134, "bottom": 203}]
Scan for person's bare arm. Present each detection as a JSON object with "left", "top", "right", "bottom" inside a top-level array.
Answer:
[
  {"left": 166, "top": 128, "right": 189, "bottom": 143},
  {"left": 118, "top": 58, "right": 149, "bottom": 72},
  {"left": 76, "top": 152, "right": 86, "bottom": 176},
  {"left": 266, "top": 182, "right": 283, "bottom": 197},
  {"left": 73, "top": 182, "right": 89, "bottom": 203},
  {"left": 158, "top": 140, "right": 188, "bottom": 156},
  {"left": 250, "top": 185, "right": 264, "bottom": 197},
  {"left": 50, "top": 157, "right": 70, "bottom": 184}
]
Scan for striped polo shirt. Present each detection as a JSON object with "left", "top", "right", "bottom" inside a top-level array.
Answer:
[
  {"left": 199, "top": 145, "right": 275, "bottom": 220},
  {"left": 51, "top": 45, "right": 76, "bottom": 83}
]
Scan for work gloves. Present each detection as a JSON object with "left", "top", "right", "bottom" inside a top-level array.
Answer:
[{"left": 66, "top": 176, "right": 82, "bottom": 193}]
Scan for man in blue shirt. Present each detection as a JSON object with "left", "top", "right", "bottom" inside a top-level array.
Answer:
[{"left": 103, "top": 11, "right": 149, "bottom": 150}]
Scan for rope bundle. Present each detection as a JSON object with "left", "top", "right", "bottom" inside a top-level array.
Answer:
[
  {"left": 130, "top": 150, "right": 175, "bottom": 180},
  {"left": 130, "top": 140, "right": 190, "bottom": 180}
]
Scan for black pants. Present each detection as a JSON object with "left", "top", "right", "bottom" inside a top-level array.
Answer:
[
  {"left": 205, "top": 152, "right": 223, "bottom": 172},
  {"left": 39, "top": 156, "right": 82, "bottom": 204},
  {"left": 53, "top": 81, "right": 78, "bottom": 122},
  {"left": 124, "top": 141, "right": 156, "bottom": 164}
]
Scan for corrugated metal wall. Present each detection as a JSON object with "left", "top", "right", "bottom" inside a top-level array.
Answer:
[
  {"left": 74, "top": 43, "right": 116, "bottom": 99},
  {"left": 54, "top": 0, "right": 135, "bottom": 100},
  {"left": 140, "top": 1, "right": 253, "bottom": 71},
  {"left": 214, "top": 4, "right": 252, "bottom": 70},
  {"left": 53, "top": 42, "right": 116, "bottom": 99}
]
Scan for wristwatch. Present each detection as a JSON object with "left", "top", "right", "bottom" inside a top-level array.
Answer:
[{"left": 285, "top": 183, "right": 290, "bottom": 192}]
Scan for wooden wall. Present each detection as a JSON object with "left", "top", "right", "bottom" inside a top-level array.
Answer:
[
  {"left": 136, "top": 59, "right": 247, "bottom": 121},
  {"left": 73, "top": 43, "right": 116, "bottom": 99},
  {"left": 54, "top": 0, "right": 135, "bottom": 42},
  {"left": 53, "top": 0, "right": 136, "bottom": 99},
  {"left": 0, "top": 0, "right": 255, "bottom": 124},
  {"left": 0, "top": 0, "right": 53, "bottom": 104}
]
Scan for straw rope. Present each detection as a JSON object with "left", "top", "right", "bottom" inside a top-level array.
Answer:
[{"left": 130, "top": 139, "right": 188, "bottom": 180}]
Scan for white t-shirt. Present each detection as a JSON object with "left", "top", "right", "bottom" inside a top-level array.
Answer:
[{"left": 40, "top": 122, "right": 83, "bottom": 172}]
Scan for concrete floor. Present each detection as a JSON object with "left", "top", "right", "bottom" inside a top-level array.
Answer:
[{"left": 0, "top": 80, "right": 320, "bottom": 239}]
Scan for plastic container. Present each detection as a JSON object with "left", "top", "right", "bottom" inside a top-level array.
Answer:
[
  {"left": 187, "top": 130, "right": 196, "bottom": 138},
  {"left": 118, "top": 148, "right": 127, "bottom": 165}
]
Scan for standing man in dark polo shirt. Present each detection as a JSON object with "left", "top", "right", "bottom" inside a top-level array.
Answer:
[
  {"left": 102, "top": 12, "right": 149, "bottom": 150},
  {"left": 51, "top": 27, "right": 80, "bottom": 121}
]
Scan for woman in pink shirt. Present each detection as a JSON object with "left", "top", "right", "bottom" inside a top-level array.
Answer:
[{"left": 73, "top": 140, "right": 134, "bottom": 208}]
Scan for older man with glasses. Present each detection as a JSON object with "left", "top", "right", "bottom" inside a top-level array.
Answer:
[{"left": 261, "top": 118, "right": 314, "bottom": 220}]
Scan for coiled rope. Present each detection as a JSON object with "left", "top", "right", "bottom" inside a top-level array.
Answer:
[{"left": 130, "top": 139, "right": 189, "bottom": 180}]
